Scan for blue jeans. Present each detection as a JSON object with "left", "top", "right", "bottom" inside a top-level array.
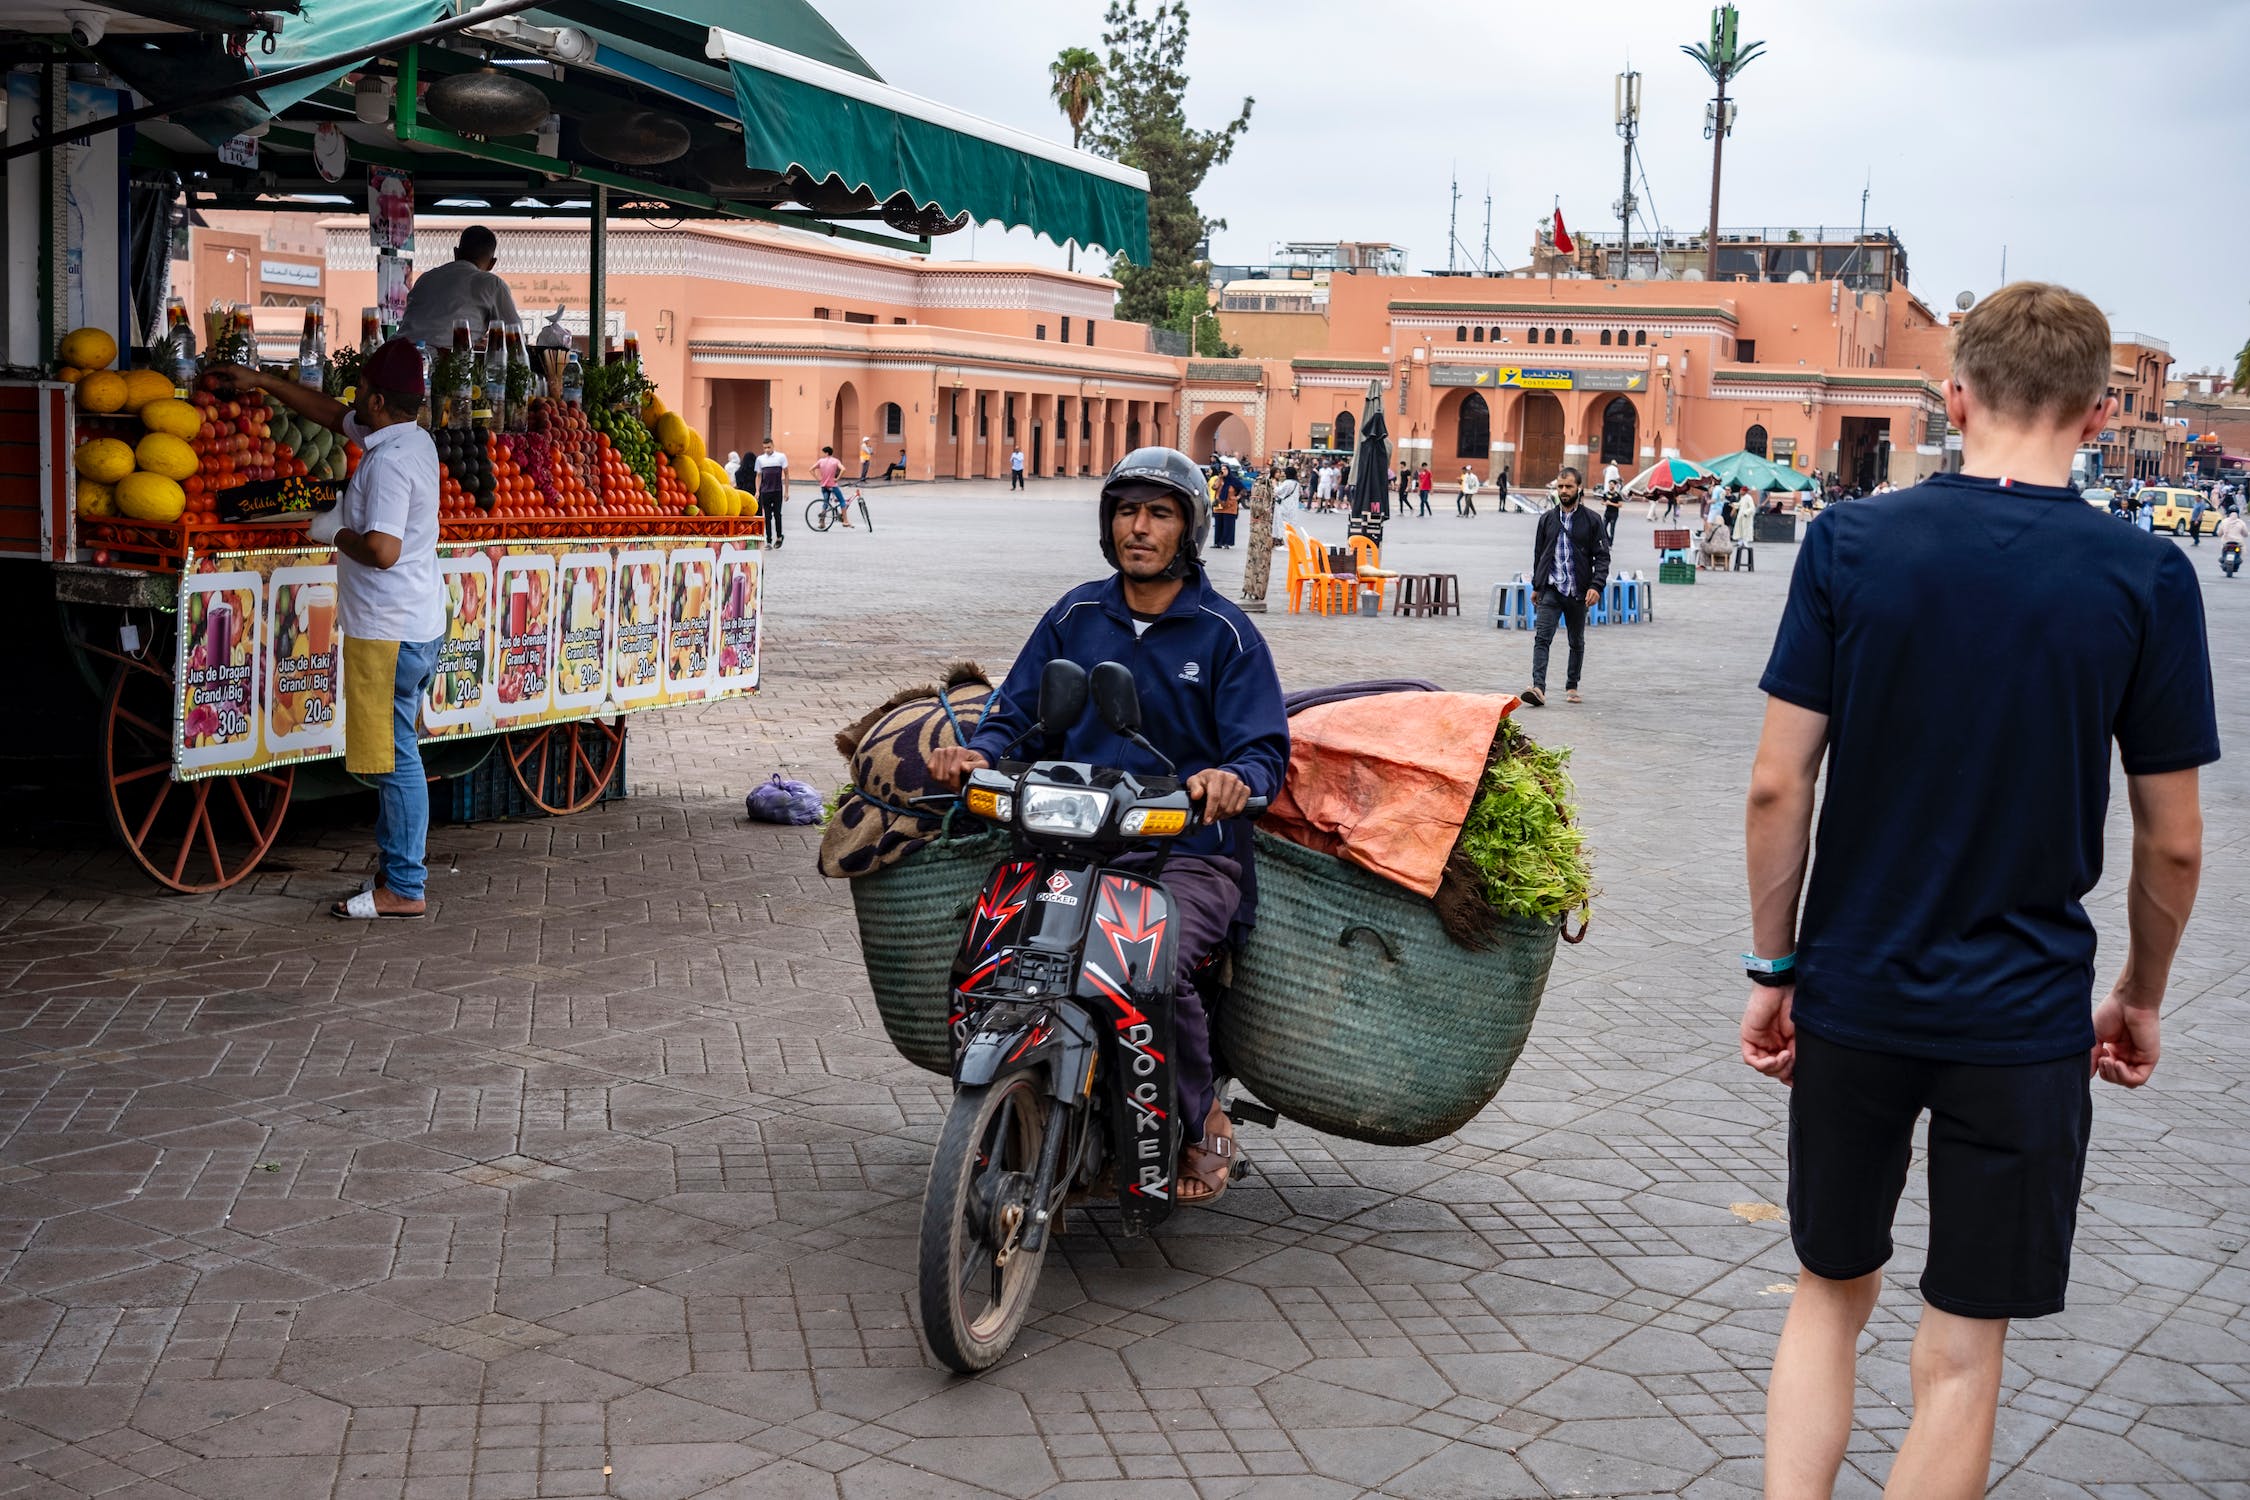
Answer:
[{"left": 377, "top": 636, "right": 441, "bottom": 900}]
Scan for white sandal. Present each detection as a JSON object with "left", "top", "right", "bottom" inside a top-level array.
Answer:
[{"left": 331, "top": 889, "right": 424, "bottom": 920}]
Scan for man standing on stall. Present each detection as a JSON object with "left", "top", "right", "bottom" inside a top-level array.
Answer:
[{"left": 214, "top": 341, "right": 444, "bottom": 919}]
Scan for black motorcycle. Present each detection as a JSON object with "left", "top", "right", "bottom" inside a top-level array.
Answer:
[
  {"left": 912, "top": 659, "right": 1266, "bottom": 1372},
  {"left": 2224, "top": 540, "right": 2242, "bottom": 579}
]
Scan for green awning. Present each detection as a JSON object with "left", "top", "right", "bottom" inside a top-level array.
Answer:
[
  {"left": 248, "top": 0, "right": 449, "bottom": 116},
  {"left": 707, "top": 28, "right": 1148, "bottom": 259}
]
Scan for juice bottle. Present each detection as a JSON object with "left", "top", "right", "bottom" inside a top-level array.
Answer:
[{"left": 301, "top": 583, "right": 335, "bottom": 661}]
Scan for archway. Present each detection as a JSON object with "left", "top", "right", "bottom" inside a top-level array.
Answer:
[
  {"left": 1332, "top": 409, "right": 1356, "bottom": 453},
  {"left": 1192, "top": 409, "right": 1252, "bottom": 462},
  {"left": 1599, "top": 397, "right": 1639, "bottom": 465},
  {"left": 1518, "top": 392, "right": 1565, "bottom": 486},
  {"left": 1454, "top": 391, "right": 1490, "bottom": 459},
  {"left": 832, "top": 380, "right": 861, "bottom": 461},
  {"left": 1744, "top": 423, "right": 1768, "bottom": 458}
]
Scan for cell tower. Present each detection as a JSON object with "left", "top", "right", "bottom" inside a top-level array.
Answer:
[{"left": 1615, "top": 68, "right": 1641, "bottom": 279}]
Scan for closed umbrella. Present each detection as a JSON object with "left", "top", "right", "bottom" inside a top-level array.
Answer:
[{"left": 1348, "top": 379, "right": 1391, "bottom": 543}]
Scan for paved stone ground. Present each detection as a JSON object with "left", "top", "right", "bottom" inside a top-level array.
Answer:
[{"left": 0, "top": 478, "right": 2245, "bottom": 1500}]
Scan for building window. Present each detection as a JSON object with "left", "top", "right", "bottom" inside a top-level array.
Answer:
[
  {"left": 1456, "top": 325, "right": 1468, "bottom": 342},
  {"left": 1560, "top": 328, "right": 1573, "bottom": 345},
  {"left": 812, "top": 307, "right": 831, "bottom": 320},
  {"left": 1472, "top": 326, "right": 1485, "bottom": 343},
  {"left": 1085, "top": 320, "right": 1095, "bottom": 345},
  {"left": 1745, "top": 423, "right": 1769, "bottom": 458},
  {"left": 1061, "top": 316, "right": 1071, "bottom": 342},
  {"left": 1600, "top": 330, "right": 1612, "bottom": 346},
  {"left": 843, "top": 311, "right": 874, "bottom": 324},
  {"left": 1616, "top": 328, "right": 1628, "bottom": 345},
  {"left": 880, "top": 402, "right": 903, "bottom": 438},
  {"left": 1036, "top": 324, "right": 1047, "bottom": 340},
  {"left": 2122, "top": 391, "right": 2134, "bottom": 413},
  {"left": 1737, "top": 339, "right": 1756, "bottom": 363},
  {"left": 1544, "top": 328, "right": 1557, "bottom": 345},
  {"left": 1633, "top": 330, "right": 1647, "bottom": 346},
  {"left": 1005, "top": 395, "right": 1016, "bottom": 438},
  {"left": 1488, "top": 326, "right": 1501, "bottom": 342},
  {"left": 893, "top": 317, "right": 908, "bottom": 324},
  {"left": 977, "top": 397, "right": 988, "bottom": 439}
]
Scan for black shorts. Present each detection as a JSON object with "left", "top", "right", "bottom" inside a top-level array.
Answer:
[{"left": 1788, "top": 1029, "right": 2092, "bottom": 1319}]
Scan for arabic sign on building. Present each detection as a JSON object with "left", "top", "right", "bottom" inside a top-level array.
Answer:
[{"left": 1428, "top": 366, "right": 1646, "bottom": 392}]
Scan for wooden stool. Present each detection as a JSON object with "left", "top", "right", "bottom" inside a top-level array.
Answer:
[
  {"left": 1427, "top": 574, "right": 1460, "bottom": 616},
  {"left": 1394, "top": 574, "right": 1435, "bottom": 617}
]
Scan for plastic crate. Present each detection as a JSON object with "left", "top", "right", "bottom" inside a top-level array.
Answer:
[
  {"left": 441, "top": 726, "right": 628, "bottom": 822},
  {"left": 1658, "top": 560, "right": 1698, "bottom": 586}
]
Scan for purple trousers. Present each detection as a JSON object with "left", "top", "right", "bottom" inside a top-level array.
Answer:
[{"left": 1126, "top": 852, "right": 1241, "bottom": 1144}]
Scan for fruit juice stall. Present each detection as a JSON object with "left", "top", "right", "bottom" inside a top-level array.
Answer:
[{"left": 0, "top": 0, "right": 1147, "bottom": 892}]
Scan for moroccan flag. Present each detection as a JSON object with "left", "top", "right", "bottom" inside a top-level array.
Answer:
[{"left": 1552, "top": 208, "right": 1574, "bottom": 255}]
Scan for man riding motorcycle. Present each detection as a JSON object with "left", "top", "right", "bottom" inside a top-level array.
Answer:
[{"left": 931, "top": 447, "right": 1290, "bottom": 1203}]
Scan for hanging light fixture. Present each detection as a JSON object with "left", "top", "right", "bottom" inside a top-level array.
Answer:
[{"left": 353, "top": 73, "right": 392, "bottom": 126}]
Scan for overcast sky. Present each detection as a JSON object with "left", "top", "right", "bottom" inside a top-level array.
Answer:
[{"left": 812, "top": 0, "right": 2250, "bottom": 372}]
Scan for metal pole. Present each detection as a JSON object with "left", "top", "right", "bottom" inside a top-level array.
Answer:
[
  {"left": 1616, "top": 69, "right": 1639, "bottom": 281},
  {"left": 589, "top": 184, "right": 608, "bottom": 358},
  {"left": 1705, "top": 68, "right": 1726, "bottom": 281}
]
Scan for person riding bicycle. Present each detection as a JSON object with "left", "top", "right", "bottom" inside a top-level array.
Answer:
[{"left": 930, "top": 446, "right": 1289, "bottom": 1204}]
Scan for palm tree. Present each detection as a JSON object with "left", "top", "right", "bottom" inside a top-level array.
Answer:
[
  {"left": 2234, "top": 337, "right": 2249, "bottom": 395},
  {"left": 1049, "top": 46, "right": 1105, "bottom": 270},
  {"left": 1682, "top": 5, "right": 1767, "bottom": 281}
]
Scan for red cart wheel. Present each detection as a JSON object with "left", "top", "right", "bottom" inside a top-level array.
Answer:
[
  {"left": 101, "top": 660, "right": 293, "bottom": 893},
  {"left": 501, "top": 717, "right": 623, "bottom": 816}
]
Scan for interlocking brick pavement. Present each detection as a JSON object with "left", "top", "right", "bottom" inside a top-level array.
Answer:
[{"left": 0, "top": 479, "right": 2245, "bottom": 1498}]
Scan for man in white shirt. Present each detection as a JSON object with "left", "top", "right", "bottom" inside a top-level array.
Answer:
[
  {"left": 395, "top": 226, "right": 521, "bottom": 347},
  {"left": 859, "top": 434, "right": 873, "bottom": 481},
  {"left": 1009, "top": 447, "right": 1026, "bottom": 490},
  {"left": 218, "top": 340, "right": 444, "bottom": 918},
  {"left": 747, "top": 439, "right": 790, "bottom": 548}
]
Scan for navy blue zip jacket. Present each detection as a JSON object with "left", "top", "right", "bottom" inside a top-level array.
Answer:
[{"left": 967, "top": 567, "right": 1290, "bottom": 866}]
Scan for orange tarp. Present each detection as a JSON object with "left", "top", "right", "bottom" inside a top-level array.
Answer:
[{"left": 1265, "top": 691, "right": 1519, "bottom": 898}]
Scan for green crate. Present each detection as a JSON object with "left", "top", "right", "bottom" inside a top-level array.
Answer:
[{"left": 1658, "top": 560, "right": 1698, "bottom": 586}]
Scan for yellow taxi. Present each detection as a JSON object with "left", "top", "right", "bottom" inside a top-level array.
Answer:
[{"left": 2142, "top": 487, "right": 2216, "bottom": 535}]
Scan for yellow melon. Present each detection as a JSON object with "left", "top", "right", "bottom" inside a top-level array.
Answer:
[
  {"left": 75, "top": 478, "right": 116, "bottom": 519},
  {"left": 696, "top": 473, "right": 727, "bottom": 512},
  {"left": 73, "top": 437, "right": 136, "bottom": 484},
  {"left": 59, "top": 327, "right": 117, "bottom": 371},
  {"left": 75, "top": 371, "right": 128, "bottom": 414},
  {"left": 122, "top": 369, "right": 177, "bottom": 412},
  {"left": 653, "top": 412, "right": 690, "bottom": 456},
  {"left": 139, "top": 398, "right": 203, "bottom": 441},
  {"left": 134, "top": 431, "right": 199, "bottom": 482},
  {"left": 697, "top": 457, "right": 727, "bottom": 489},
  {"left": 57, "top": 366, "right": 86, "bottom": 384},
  {"left": 117, "top": 471, "right": 187, "bottom": 523},
  {"left": 684, "top": 427, "right": 706, "bottom": 464},
  {"left": 669, "top": 449, "right": 699, "bottom": 490},
  {"left": 730, "top": 488, "right": 753, "bottom": 517}
]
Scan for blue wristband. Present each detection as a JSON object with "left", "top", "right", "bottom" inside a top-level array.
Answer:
[{"left": 1741, "top": 951, "right": 1795, "bottom": 976}]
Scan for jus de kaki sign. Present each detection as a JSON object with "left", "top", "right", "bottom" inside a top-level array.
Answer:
[{"left": 174, "top": 535, "right": 761, "bottom": 779}]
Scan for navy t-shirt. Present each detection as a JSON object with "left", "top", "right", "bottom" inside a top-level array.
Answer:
[{"left": 1760, "top": 473, "right": 2220, "bottom": 1063}]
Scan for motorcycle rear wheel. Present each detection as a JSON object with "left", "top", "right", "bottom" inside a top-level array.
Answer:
[{"left": 917, "top": 1074, "right": 1051, "bottom": 1372}]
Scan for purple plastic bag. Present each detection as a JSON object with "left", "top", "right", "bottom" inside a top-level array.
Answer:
[{"left": 746, "top": 774, "right": 824, "bottom": 825}]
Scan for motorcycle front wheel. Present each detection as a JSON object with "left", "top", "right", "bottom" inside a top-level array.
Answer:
[{"left": 917, "top": 1073, "right": 1051, "bottom": 1372}]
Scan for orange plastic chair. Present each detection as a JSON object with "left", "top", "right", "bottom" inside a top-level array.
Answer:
[
  {"left": 1283, "top": 526, "right": 1308, "bottom": 613},
  {"left": 1302, "top": 537, "right": 1353, "bottom": 616},
  {"left": 1345, "top": 536, "right": 1399, "bottom": 612}
]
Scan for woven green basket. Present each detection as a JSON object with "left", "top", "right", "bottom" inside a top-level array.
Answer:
[
  {"left": 848, "top": 830, "right": 1007, "bottom": 1075},
  {"left": 1218, "top": 830, "right": 1559, "bottom": 1147}
]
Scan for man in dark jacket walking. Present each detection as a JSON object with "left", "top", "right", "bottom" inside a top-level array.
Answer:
[{"left": 1522, "top": 466, "right": 1610, "bottom": 706}]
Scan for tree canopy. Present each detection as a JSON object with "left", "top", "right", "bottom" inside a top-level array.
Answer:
[{"left": 1084, "top": 0, "right": 1251, "bottom": 327}]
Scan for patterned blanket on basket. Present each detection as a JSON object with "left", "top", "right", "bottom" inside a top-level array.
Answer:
[{"left": 817, "top": 664, "right": 992, "bottom": 879}]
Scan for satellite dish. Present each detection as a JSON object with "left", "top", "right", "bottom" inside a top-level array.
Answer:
[
  {"left": 1955, "top": 290, "right": 1976, "bottom": 311},
  {"left": 1786, "top": 270, "right": 1810, "bottom": 284},
  {"left": 1682, "top": 267, "right": 1704, "bottom": 281}
]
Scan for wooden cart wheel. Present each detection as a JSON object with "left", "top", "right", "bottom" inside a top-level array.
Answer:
[
  {"left": 101, "top": 659, "right": 293, "bottom": 894},
  {"left": 501, "top": 717, "right": 624, "bottom": 816}
]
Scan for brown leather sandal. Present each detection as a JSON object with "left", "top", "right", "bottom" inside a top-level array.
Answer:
[{"left": 1177, "top": 1104, "right": 1240, "bottom": 1206}]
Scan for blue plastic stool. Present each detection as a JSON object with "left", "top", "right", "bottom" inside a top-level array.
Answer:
[
  {"left": 1607, "top": 577, "right": 1638, "bottom": 623},
  {"left": 1488, "top": 577, "right": 1536, "bottom": 630}
]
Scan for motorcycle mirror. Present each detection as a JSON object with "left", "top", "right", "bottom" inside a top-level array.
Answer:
[
  {"left": 1090, "top": 661, "right": 1143, "bottom": 736},
  {"left": 1037, "top": 659, "right": 1089, "bottom": 738}
]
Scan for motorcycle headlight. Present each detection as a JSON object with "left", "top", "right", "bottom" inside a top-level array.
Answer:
[{"left": 1018, "top": 786, "right": 1109, "bottom": 837}]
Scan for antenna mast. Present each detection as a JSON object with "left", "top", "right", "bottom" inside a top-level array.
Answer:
[
  {"left": 1615, "top": 67, "right": 1641, "bottom": 280},
  {"left": 1447, "top": 167, "right": 1461, "bottom": 274},
  {"left": 1481, "top": 180, "right": 1493, "bottom": 274}
]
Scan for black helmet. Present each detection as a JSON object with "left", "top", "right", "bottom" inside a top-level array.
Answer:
[{"left": 1100, "top": 446, "right": 1211, "bottom": 580}]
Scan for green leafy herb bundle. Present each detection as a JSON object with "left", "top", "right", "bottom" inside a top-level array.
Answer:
[{"left": 1439, "top": 721, "right": 1594, "bottom": 941}]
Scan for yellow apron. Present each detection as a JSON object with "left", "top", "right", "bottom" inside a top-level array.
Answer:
[{"left": 342, "top": 636, "right": 402, "bottom": 776}]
